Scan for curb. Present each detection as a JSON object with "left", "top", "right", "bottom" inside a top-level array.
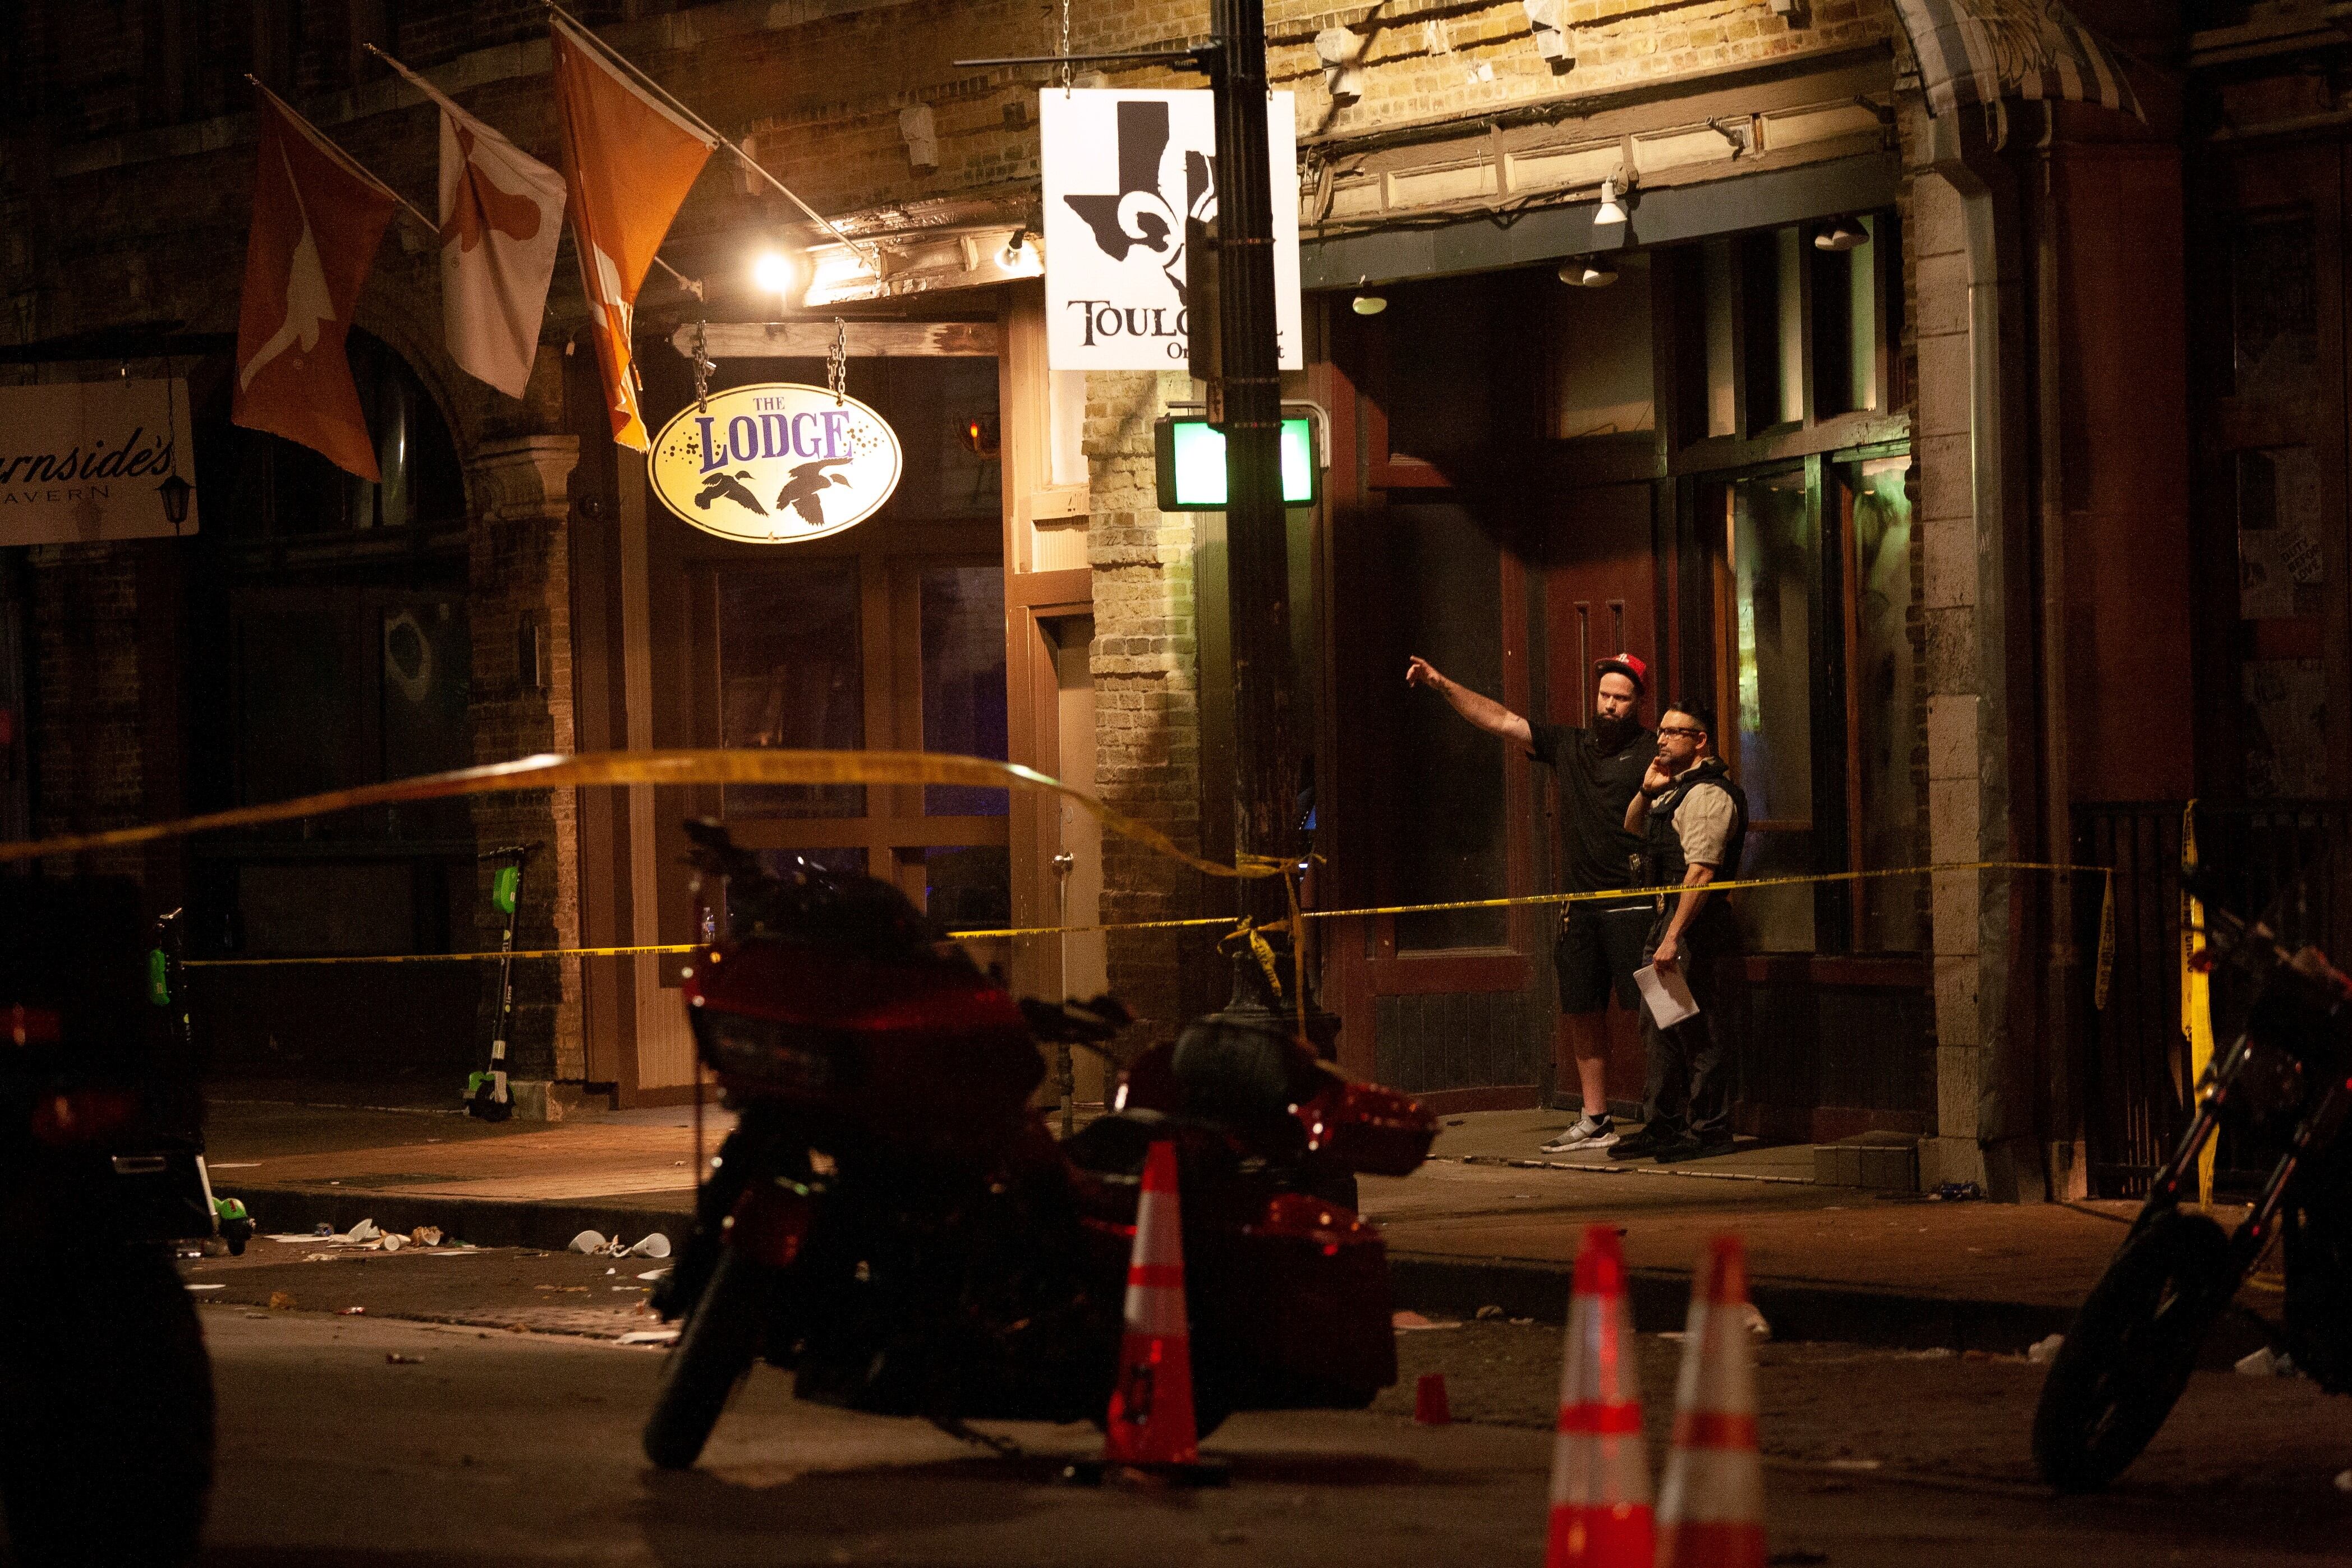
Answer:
[
  {"left": 229, "top": 1181, "right": 2108, "bottom": 1357},
  {"left": 224, "top": 1183, "right": 692, "bottom": 1254},
  {"left": 1385, "top": 1252, "right": 2078, "bottom": 1354}
]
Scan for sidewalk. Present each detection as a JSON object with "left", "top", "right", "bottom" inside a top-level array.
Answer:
[{"left": 198, "top": 1097, "right": 2147, "bottom": 1354}]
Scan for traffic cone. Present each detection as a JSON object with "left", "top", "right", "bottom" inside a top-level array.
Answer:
[
  {"left": 1547, "top": 1225, "right": 1654, "bottom": 1568},
  {"left": 1068, "top": 1139, "right": 1226, "bottom": 1486},
  {"left": 1656, "top": 1235, "right": 1766, "bottom": 1568}
]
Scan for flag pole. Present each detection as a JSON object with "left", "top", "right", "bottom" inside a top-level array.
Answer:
[
  {"left": 245, "top": 76, "right": 439, "bottom": 241},
  {"left": 541, "top": 1, "right": 881, "bottom": 268},
  {"left": 359, "top": 43, "right": 701, "bottom": 297}
]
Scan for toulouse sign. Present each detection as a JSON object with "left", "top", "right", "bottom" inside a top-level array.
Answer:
[
  {"left": 1040, "top": 89, "right": 1302, "bottom": 373},
  {"left": 647, "top": 383, "right": 904, "bottom": 545},
  {"left": 0, "top": 378, "right": 199, "bottom": 545}
]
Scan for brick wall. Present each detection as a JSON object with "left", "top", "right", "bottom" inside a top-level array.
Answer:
[
  {"left": 27, "top": 543, "right": 146, "bottom": 881},
  {"left": 1085, "top": 369, "right": 1208, "bottom": 1042},
  {"left": 466, "top": 437, "right": 585, "bottom": 1083}
]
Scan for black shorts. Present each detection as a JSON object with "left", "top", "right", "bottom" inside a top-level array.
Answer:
[{"left": 1554, "top": 903, "right": 1652, "bottom": 1014}]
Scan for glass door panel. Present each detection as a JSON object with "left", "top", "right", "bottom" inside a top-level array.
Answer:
[
  {"left": 719, "top": 562, "right": 866, "bottom": 819},
  {"left": 1726, "top": 470, "right": 1816, "bottom": 952}
]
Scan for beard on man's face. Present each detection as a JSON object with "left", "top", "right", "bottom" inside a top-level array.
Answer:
[{"left": 1592, "top": 710, "right": 1639, "bottom": 747}]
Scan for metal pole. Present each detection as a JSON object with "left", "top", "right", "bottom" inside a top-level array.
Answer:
[{"left": 1207, "top": 0, "right": 1297, "bottom": 991}]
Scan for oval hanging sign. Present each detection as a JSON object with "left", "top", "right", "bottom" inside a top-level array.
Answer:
[{"left": 649, "top": 382, "right": 903, "bottom": 544}]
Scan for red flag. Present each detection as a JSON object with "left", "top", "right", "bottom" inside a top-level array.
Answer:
[
  {"left": 232, "top": 85, "right": 402, "bottom": 480},
  {"left": 550, "top": 17, "right": 715, "bottom": 451}
]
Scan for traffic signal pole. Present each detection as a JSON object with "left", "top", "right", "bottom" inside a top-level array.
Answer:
[{"left": 1205, "top": 0, "right": 1300, "bottom": 977}]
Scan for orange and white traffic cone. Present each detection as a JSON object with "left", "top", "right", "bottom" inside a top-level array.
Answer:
[
  {"left": 1656, "top": 1235, "right": 1765, "bottom": 1568},
  {"left": 1069, "top": 1139, "right": 1226, "bottom": 1486},
  {"left": 1547, "top": 1224, "right": 1654, "bottom": 1568}
]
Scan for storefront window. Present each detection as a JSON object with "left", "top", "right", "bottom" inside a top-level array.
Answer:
[
  {"left": 1685, "top": 215, "right": 1892, "bottom": 441},
  {"left": 920, "top": 564, "right": 1010, "bottom": 815},
  {"left": 720, "top": 563, "right": 865, "bottom": 819},
  {"left": 1703, "top": 239, "right": 1738, "bottom": 438},
  {"left": 1846, "top": 458, "right": 1921, "bottom": 951},
  {"left": 1813, "top": 217, "right": 1879, "bottom": 418},
  {"left": 1744, "top": 229, "right": 1806, "bottom": 429},
  {"left": 1728, "top": 471, "right": 1816, "bottom": 952},
  {"left": 209, "top": 331, "right": 463, "bottom": 539},
  {"left": 919, "top": 564, "right": 1010, "bottom": 928}
]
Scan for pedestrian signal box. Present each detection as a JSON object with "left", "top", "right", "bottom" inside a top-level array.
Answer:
[{"left": 1153, "top": 417, "right": 1318, "bottom": 511}]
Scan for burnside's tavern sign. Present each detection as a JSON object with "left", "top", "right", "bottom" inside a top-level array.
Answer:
[
  {"left": 1040, "top": 89, "right": 1302, "bottom": 373},
  {"left": 647, "top": 383, "right": 903, "bottom": 545},
  {"left": 0, "top": 378, "right": 198, "bottom": 546}
]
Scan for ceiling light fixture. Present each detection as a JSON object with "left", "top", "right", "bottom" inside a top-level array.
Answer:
[
  {"left": 1350, "top": 274, "right": 1388, "bottom": 316},
  {"left": 1558, "top": 256, "right": 1619, "bottom": 288},
  {"left": 1814, "top": 215, "right": 1868, "bottom": 252}
]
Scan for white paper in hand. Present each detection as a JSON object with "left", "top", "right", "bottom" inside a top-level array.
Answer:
[{"left": 1634, "top": 962, "right": 1699, "bottom": 1029}]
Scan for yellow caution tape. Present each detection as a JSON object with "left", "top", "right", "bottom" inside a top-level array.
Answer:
[
  {"left": 185, "top": 944, "right": 702, "bottom": 969},
  {"left": 11, "top": 746, "right": 2108, "bottom": 1010},
  {"left": 0, "top": 748, "right": 1275, "bottom": 883}
]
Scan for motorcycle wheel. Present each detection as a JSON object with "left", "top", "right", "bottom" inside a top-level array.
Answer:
[
  {"left": 0, "top": 1247, "right": 215, "bottom": 1566},
  {"left": 642, "top": 1247, "right": 768, "bottom": 1470},
  {"left": 2031, "top": 1208, "right": 2236, "bottom": 1493}
]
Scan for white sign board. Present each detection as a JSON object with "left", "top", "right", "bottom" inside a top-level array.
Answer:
[
  {"left": 0, "top": 378, "right": 197, "bottom": 545},
  {"left": 1041, "top": 89, "right": 1302, "bottom": 372},
  {"left": 647, "top": 383, "right": 904, "bottom": 545}
]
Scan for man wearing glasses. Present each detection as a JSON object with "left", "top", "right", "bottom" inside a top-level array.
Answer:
[
  {"left": 1607, "top": 701, "right": 1747, "bottom": 1163},
  {"left": 1405, "top": 651, "right": 1655, "bottom": 1153}
]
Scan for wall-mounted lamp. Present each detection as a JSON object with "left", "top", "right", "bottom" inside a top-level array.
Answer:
[
  {"left": 1594, "top": 174, "right": 1629, "bottom": 227},
  {"left": 158, "top": 366, "right": 192, "bottom": 534},
  {"left": 157, "top": 471, "right": 194, "bottom": 530},
  {"left": 1350, "top": 274, "right": 1388, "bottom": 315},
  {"left": 1558, "top": 256, "right": 1618, "bottom": 288},
  {"left": 1813, "top": 215, "right": 1868, "bottom": 252},
  {"left": 997, "top": 227, "right": 1041, "bottom": 274},
  {"left": 752, "top": 248, "right": 805, "bottom": 310}
]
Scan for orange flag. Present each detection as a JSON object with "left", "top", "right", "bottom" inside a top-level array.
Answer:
[
  {"left": 550, "top": 16, "right": 715, "bottom": 451},
  {"left": 232, "top": 85, "right": 402, "bottom": 480}
]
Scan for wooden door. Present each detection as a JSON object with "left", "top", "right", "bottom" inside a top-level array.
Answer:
[{"left": 1539, "top": 480, "right": 1658, "bottom": 1106}]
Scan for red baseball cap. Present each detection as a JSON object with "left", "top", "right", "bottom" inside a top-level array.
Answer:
[{"left": 1595, "top": 652, "right": 1648, "bottom": 692}]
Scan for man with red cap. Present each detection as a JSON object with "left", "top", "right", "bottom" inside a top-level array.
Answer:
[{"left": 1406, "top": 650, "right": 1654, "bottom": 1152}]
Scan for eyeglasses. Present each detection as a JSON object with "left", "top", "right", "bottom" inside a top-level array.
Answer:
[{"left": 1656, "top": 725, "right": 1705, "bottom": 739}]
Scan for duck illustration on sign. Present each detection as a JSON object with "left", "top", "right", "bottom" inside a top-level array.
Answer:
[{"left": 649, "top": 383, "right": 903, "bottom": 544}]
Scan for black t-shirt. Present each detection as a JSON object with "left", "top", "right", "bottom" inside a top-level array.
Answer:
[{"left": 1529, "top": 722, "right": 1652, "bottom": 900}]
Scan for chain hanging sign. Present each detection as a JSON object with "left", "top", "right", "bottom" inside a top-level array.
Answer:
[
  {"left": 647, "top": 380, "right": 903, "bottom": 545},
  {"left": 1040, "top": 89, "right": 1302, "bottom": 372}
]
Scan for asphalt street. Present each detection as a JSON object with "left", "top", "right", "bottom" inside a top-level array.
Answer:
[{"left": 7, "top": 1245, "right": 2341, "bottom": 1567}]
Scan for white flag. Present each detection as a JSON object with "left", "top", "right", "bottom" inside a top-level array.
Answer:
[{"left": 383, "top": 54, "right": 567, "bottom": 398}]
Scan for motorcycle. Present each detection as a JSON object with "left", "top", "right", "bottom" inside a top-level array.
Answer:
[
  {"left": 0, "top": 878, "right": 227, "bottom": 1566},
  {"left": 2033, "top": 873, "right": 2352, "bottom": 1492},
  {"left": 641, "top": 821, "right": 1437, "bottom": 1470}
]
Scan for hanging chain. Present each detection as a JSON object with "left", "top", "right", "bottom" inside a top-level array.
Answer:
[
  {"left": 691, "top": 317, "right": 713, "bottom": 411},
  {"left": 827, "top": 318, "right": 848, "bottom": 405},
  {"left": 1059, "top": 0, "right": 1072, "bottom": 91}
]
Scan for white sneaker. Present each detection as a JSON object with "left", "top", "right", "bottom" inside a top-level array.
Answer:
[{"left": 1541, "top": 1116, "right": 1618, "bottom": 1154}]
